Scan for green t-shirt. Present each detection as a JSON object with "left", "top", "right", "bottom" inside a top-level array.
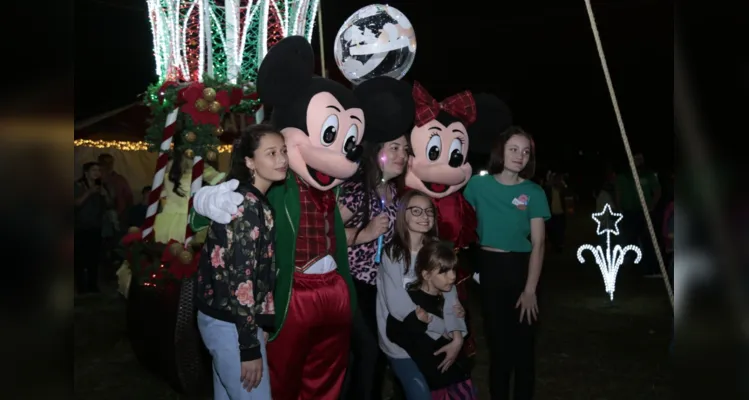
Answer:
[
  {"left": 463, "top": 175, "right": 550, "bottom": 252},
  {"left": 615, "top": 170, "right": 660, "bottom": 211}
]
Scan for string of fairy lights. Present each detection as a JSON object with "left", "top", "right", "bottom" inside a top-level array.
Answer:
[{"left": 74, "top": 139, "right": 234, "bottom": 153}]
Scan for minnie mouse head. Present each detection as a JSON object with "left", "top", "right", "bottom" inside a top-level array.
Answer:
[
  {"left": 404, "top": 84, "right": 512, "bottom": 199},
  {"left": 257, "top": 36, "right": 413, "bottom": 191}
]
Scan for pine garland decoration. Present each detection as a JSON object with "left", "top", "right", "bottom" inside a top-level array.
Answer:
[{"left": 143, "top": 79, "right": 261, "bottom": 158}]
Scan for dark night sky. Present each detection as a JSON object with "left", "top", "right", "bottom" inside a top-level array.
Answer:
[{"left": 76, "top": 0, "right": 673, "bottom": 173}]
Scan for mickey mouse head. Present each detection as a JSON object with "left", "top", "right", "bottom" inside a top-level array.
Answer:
[{"left": 257, "top": 36, "right": 414, "bottom": 191}]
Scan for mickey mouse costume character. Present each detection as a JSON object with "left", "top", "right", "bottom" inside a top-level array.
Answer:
[
  {"left": 403, "top": 82, "right": 512, "bottom": 358},
  {"left": 190, "top": 36, "right": 414, "bottom": 400}
]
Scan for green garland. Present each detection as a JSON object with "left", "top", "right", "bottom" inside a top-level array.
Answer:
[{"left": 143, "top": 78, "right": 262, "bottom": 158}]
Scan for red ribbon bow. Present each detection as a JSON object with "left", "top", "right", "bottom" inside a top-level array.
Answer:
[{"left": 412, "top": 81, "right": 477, "bottom": 127}]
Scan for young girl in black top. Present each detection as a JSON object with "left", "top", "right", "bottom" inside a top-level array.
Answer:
[
  {"left": 387, "top": 240, "right": 477, "bottom": 399},
  {"left": 195, "top": 124, "right": 288, "bottom": 399}
]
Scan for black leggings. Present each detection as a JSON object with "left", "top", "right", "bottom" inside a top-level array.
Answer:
[
  {"left": 74, "top": 228, "right": 102, "bottom": 293},
  {"left": 478, "top": 249, "right": 536, "bottom": 400},
  {"left": 340, "top": 279, "right": 387, "bottom": 400}
]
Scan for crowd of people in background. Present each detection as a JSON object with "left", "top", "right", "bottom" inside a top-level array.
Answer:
[{"left": 73, "top": 153, "right": 153, "bottom": 294}]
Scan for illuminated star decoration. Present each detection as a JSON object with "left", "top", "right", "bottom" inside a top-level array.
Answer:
[
  {"left": 577, "top": 203, "right": 642, "bottom": 300},
  {"left": 592, "top": 203, "right": 623, "bottom": 235}
]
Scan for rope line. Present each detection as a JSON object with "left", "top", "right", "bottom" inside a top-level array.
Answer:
[{"left": 583, "top": 0, "right": 674, "bottom": 309}]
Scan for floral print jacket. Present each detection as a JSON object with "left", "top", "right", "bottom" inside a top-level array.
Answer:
[{"left": 195, "top": 183, "right": 276, "bottom": 362}]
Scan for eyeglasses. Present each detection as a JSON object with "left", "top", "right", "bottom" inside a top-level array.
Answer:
[{"left": 407, "top": 206, "right": 435, "bottom": 217}]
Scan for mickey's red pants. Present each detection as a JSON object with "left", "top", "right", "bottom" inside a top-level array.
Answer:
[{"left": 267, "top": 270, "right": 352, "bottom": 400}]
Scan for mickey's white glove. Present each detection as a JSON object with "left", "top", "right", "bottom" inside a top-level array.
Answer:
[
  {"left": 473, "top": 272, "right": 480, "bottom": 284},
  {"left": 193, "top": 179, "right": 244, "bottom": 224}
]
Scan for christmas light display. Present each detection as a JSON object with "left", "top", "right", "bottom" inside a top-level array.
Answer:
[
  {"left": 74, "top": 139, "right": 233, "bottom": 153},
  {"left": 577, "top": 203, "right": 642, "bottom": 300},
  {"left": 146, "top": 0, "right": 319, "bottom": 84}
]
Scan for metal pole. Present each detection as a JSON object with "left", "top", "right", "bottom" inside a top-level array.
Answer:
[{"left": 316, "top": 1, "right": 326, "bottom": 77}]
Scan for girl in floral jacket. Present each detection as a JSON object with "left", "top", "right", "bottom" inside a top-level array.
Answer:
[{"left": 195, "top": 124, "right": 288, "bottom": 400}]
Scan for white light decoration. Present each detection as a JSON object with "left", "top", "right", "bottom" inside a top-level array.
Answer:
[
  {"left": 146, "top": 0, "right": 320, "bottom": 84},
  {"left": 577, "top": 203, "right": 642, "bottom": 300},
  {"left": 478, "top": 170, "right": 488, "bottom": 176}
]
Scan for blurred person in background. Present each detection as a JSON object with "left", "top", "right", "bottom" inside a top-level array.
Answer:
[
  {"left": 127, "top": 186, "right": 151, "bottom": 229},
  {"left": 544, "top": 172, "right": 571, "bottom": 253},
  {"left": 595, "top": 171, "right": 617, "bottom": 235},
  {"left": 74, "top": 162, "right": 112, "bottom": 294},
  {"left": 615, "top": 152, "right": 662, "bottom": 278},
  {"left": 97, "top": 153, "right": 133, "bottom": 273},
  {"left": 97, "top": 153, "right": 133, "bottom": 224}
]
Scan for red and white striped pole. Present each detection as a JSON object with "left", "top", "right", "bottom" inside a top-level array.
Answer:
[{"left": 141, "top": 108, "right": 180, "bottom": 241}]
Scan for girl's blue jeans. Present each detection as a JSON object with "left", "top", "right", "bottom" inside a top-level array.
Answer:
[
  {"left": 197, "top": 311, "right": 271, "bottom": 400},
  {"left": 387, "top": 356, "right": 431, "bottom": 400}
]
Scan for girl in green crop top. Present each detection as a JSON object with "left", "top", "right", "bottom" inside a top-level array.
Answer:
[{"left": 463, "top": 126, "right": 550, "bottom": 400}]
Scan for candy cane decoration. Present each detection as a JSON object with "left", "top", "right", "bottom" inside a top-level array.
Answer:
[
  {"left": 142, "top": 108, "right": 180, "bottom": 240},
  {"left": 184, "top": 156, "right": 204, "bottom": 246}
]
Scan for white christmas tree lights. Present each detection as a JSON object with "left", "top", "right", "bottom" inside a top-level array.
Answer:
[
  {"left": 577, "top": 203, "right": 642, "bottom": 300},
  {"left": 146, "top": 0, "right": 320, "bottom": 84}
]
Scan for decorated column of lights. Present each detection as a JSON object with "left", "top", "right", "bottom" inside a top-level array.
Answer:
[
  {"left": 146, "top": 0, "right": 319, "bottom": 84},
  {"left": 577, "top": 203, "right": 642, "bottom": 301},
  {"left": 140, "top": 0, "right": 319, "bottom": 254}
]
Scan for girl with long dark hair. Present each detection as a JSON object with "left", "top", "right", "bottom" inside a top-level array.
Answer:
[
  {"left": 338, "top": 134, "right": 409, "bottom": 399},
  {"left": 195, "top": 124, "right": 288, "bottom": 399}
]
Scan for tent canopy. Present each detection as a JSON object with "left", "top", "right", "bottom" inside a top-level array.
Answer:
[{"left": 75, "top": 102, "right": 151, "bottom": 141}]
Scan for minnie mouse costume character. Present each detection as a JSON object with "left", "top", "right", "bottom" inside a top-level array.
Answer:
[
  {"left": 404, "top": 82, "right": 512, "bottom": 357},
  {"left": 191, "top": 36, "right": 414, "bottom": 399}
]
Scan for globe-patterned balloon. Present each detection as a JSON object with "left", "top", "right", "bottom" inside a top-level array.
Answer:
[{"left": 334, "top": 4, "right": 416, "bottom": 85}]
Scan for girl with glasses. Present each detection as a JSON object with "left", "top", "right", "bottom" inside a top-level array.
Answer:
[{"left": 375, "top": 190, "right": 467, "bottom": 399}]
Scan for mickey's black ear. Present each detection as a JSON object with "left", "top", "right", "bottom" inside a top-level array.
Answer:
[
  {"left": 468, "top": 93, "right": 512, "bottom": 154},
  {"left": 257, "top": 36, "right": 315, "bottom": 107},
  {"left": 354, "top": 77, "right": 415, "bottom": 143}
]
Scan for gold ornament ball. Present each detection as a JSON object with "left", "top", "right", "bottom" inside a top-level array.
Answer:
[
  {"left": 195, "top": 98, "right": 208, "bottom": 112},
  {"left": 169, "top": 242, "right": 183, "bottom": 256},
  {"left": 178, "top": 250, "right": 194, "bottom": 264},
  {"left": 205, "top": 150, "right": 218, "bottom": 162},
  {"left": 127, "top": 226, "right": 141, "bottom": 234},
  {"left": 184, "top": 131, "right": 197, "bottom": 143},
  {"left": 214, "top": 126, "right": 224, "bottom": 136},
  {"left": 184, "top": 148, "right": 195, "bottom": 159},
  {"left": 203, "top": 87, "right": 217, "bottom": 102},
  {"left": 208, "top": 101, "right": 222, "bottom": 114}
]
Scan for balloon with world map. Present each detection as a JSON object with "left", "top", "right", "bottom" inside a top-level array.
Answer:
[{"left": 333, "top": 4, "right": 416, "bottom": 85}]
